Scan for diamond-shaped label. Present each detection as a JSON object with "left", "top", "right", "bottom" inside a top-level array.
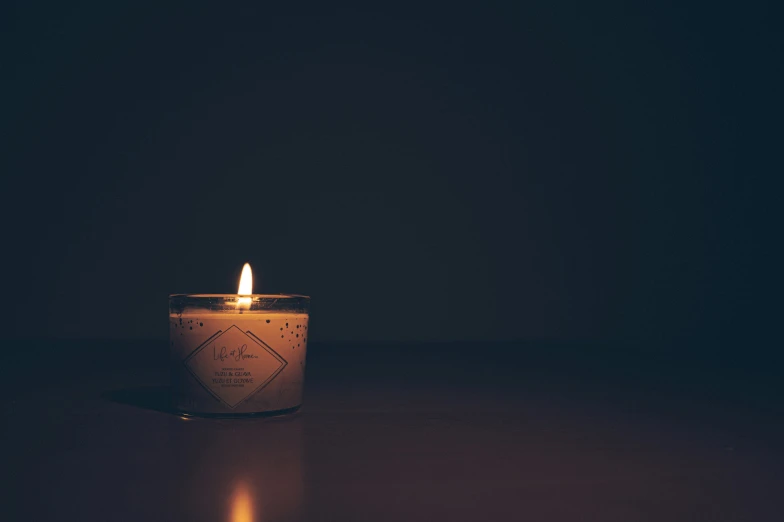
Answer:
[{"left": 183, "top": 325, "right": 287, "bottom": 409}]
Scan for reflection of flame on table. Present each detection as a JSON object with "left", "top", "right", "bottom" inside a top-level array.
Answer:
[
  {"left": 172, "top": 417, "right": 303, "bottom": 522},
  {"left": 231, "top": 480, "right": 254, "bottom": 522}
]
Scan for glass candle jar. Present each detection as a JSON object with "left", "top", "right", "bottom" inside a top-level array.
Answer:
[{"left": 169, "top": 294, "right": 310, "bottom": 416}]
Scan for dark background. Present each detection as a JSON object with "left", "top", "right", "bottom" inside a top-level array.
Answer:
[
  {"left": 1, "top": 2, "right": 778, "bottom": 350},
  {"left": 4, "top": 7, "right": 783, "bottom": 520}
]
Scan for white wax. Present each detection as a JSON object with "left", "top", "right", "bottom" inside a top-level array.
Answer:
[{"left": 170, "top": 311, "right": 309, "bottom": 414}]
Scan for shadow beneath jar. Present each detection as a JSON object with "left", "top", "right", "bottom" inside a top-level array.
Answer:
[
  {"left": 102, "top": 386, "right": 302, "bottom": 420},
  {"left": 102, "top": 386, "right": 177, "bottom": 415}
]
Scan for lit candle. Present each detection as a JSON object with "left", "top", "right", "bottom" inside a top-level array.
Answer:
[{"left": 169, "top": 264, "right": 310, "bottom": 416}]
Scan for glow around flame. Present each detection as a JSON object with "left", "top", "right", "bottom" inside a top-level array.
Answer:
[{"left": 238, "top": 263, "right": 253, "bottom": 307}]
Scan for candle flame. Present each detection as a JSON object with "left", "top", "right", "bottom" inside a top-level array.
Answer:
[
  {"left": 238, "top": 263, "right": 253, "bottom": 294},
  {"left": 238, "top": 263, "right": 252, "bottom": 307}
]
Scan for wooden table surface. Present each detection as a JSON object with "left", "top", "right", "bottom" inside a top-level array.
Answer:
[{"left": 2, "top": 341, "right": 783, "bottom": 521}]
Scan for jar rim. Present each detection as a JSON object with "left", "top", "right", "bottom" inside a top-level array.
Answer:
[
  {"left": 169, "top": 294, "right": 310, "bottom": 299},
  {"left": 169, "top": 293, "right": 310, "bottom": 313}
]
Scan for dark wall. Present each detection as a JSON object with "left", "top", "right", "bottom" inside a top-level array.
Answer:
[{"left": 2, "top": 3, "right": 776, "bottom": 346}]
